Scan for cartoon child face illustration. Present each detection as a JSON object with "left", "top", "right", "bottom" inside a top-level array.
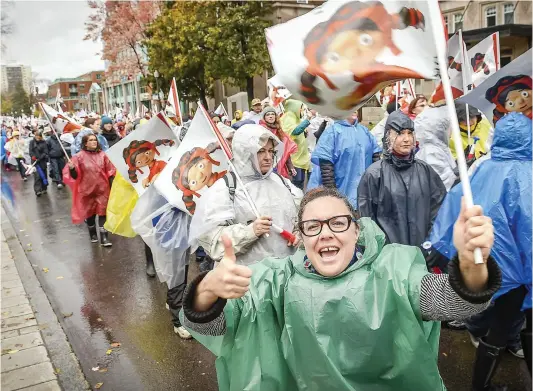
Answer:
[
  {"left": 172, "top": 144, "right": 227, "bottom": 215},
  {"left": 300, "top": 1, "right": 426, "bottom": 110},
  {"left": 320, "top": 28, "right": 386, "bottom": 74},
  {"left": 123, "top": 139, "right": 175, "bottom": 188},
  {"left": 485, "top": 74, "right": 533, "bottom": 123},
  {"left": 504, "top": 89, "right": 532, "bottom": 113},
  {"left": 187, "top": 158, "right": 214, "bottom": 192}
]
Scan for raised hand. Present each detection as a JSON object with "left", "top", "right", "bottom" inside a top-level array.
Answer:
[
  {"left": 453, "top": 198, "right": 493, "bottom": 292},
  {"left": 194, "top": 235, "right": 252, "bottom": 312},
  {"left": 252, "top": 216, "right": 272, "bottom": 237}
]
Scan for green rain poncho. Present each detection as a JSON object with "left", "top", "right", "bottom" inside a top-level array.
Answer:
[
  {"left": 281, "top": 99, "right": 311, "bottom": 170},
  {"left": 185, "top": 218, "right": 445, "bottom": 391}
]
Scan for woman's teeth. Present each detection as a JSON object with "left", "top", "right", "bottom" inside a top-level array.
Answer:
[{"left": 319, "top": 247, "right": 339, "bottom": 258}]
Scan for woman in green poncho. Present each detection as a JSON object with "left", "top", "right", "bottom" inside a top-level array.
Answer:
[{"left": 182, "top": 187, "right": 501, "bottom": 391}]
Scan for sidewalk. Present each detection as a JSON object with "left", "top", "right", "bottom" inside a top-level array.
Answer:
[{"left": 1, "top": 232, "right": 61, "bottom": 391}]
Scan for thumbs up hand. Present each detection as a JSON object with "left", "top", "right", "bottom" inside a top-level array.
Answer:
[{"left": 194, "top": 235, "right": 252, "bottom": 312}]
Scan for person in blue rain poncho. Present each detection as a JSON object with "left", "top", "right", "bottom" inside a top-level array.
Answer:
[
  {"left": 71, "top": 118, "right": 109, "bottom": 156},
  {"left": 307, "top": 112, "right": 381, "bottom": 209},
  {"left": 428, "top": 112, "right": 532, "bottom": 390}
]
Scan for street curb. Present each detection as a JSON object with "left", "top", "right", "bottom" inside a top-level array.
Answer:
[{"left": 1, "top": 205, "right": 90, "bottom": 391}]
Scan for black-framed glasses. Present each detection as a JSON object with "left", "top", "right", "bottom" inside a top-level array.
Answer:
[{"left": 299, "top": 215, "right": 355, "bottom": 237}]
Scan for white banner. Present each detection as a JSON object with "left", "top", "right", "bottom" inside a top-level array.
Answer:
[
  {"left": 457, "top": 49, "right": 532, "bottom": 127},
  {"left": 467, "top": 32, "right": 500, "bottom": 89},
  {"left": 106, "top": 113, "right": 178, "bottom": 196},
  {"left": 266, "top": 0, "right": 438, "bottom": 118}
]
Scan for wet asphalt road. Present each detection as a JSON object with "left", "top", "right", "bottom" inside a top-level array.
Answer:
[{"left": 2, "top": 169, "right": 531, "bottom": 391}]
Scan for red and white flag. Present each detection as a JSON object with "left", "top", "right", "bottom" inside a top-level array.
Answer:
[
  {"left": 154, "top": 103, "right": 231, "bottom": 215},
  {"left": 430, "top": 31, "right": 469, "bottom": 105},
  {"left": 266, "top": 0, "right": 438, "bottom": 118},
  {"left": 165, "top": 78, "right": 183, "bottom": 126},
  {"left": 55, "top": 88, "right": 64, "bottom": 113},
  {"left": 40, "top": 103, "right": 82, "bottom": 134},
  {"left": 467, "top": 32, "right": 500, "bottom": 89}
]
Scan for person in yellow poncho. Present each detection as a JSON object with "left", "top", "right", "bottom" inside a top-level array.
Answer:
[
  {"left": 281, "top": 99, "right": 312, "bottom": 190},
  {"left": 231, "top": 110, "right": 243, "bottom": 125},
  {"left": 449, "top": 102, "right": 492, "bottom": 160}
]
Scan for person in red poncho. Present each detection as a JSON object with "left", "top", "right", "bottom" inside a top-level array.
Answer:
[
  {"left": 63, "top": 134, "right": 116, "bottom": 246},
  {"left": 259, "top": 106, "right": 297, "bottom": 178}
]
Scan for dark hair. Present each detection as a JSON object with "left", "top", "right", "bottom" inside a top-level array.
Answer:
[
  {"left": 84, "top": 118, "right": 98, "bottom": 128},
  {"left": 408, "top": 95, "right": 427, "bottom": 115},
  {"left": 81, "top": 134, "right": 100, "bottom": 151},
  {"left": 386, "top": 101, "right": 400, "bottom": 114},
  {"left": 297, "top": 187, "right": 359, "bottom": 229}
]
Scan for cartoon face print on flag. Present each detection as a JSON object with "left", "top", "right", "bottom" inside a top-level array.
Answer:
[
  {"left": 106, "top": 113, "right": 178, "bottom": 196},
  {"left": 268, "top": 75, "right": 292, "bottom": 108},
  {"left": 40, "top": 103, "right": 82, "bottom": 134},
  {"left": 467, "top": 33, "right": 500, "bottom": 88},
  {"left": 154, "top": 105, "right": 230, "bottom": 215},
  {"left": 457, "top": 49, "right": 532, "bottom": 127},
  {"left": 429, "top": 32, "right": 469, "bottom": 105},
  {"left": 266, "top": 0, "right": 437, "bottom": 118}
]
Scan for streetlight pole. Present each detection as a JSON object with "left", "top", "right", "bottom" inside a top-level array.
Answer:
[{"left": 154, "top": 70, "right": 160, "bottom": 111}]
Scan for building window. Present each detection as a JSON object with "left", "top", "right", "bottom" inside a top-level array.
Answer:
[
  {"left": 444, "top": 15, "right": 449, "bottom": 34},
  {"left": 453, "top": 14, "right": 463, "bottom": 32},
  {"left": 504, "top": 3, "right": 514, "bottom": 24},
  {"left": 486, "top": 6, "right": 497, "bottom": 27},
  {"left": 96, "top": 74, "right": 101, "bottom": 80},
  {"left": 500, "top": 48, "right": 513, "bottom": 67},
  {"left": 79, "top": 84, "right": 85, "bottom": 89}
]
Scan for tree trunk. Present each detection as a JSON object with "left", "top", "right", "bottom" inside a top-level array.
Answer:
[
  {"left": 199, "top": 87, "right": 209, "bottom": 110},
  {"left": 246, "top": 77, "right": 254, "bottom": 103}
]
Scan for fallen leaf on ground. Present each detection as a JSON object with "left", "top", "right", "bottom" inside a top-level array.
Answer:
[
  {"left": 442, "top": 352, "right": 448, "bottom": 357},
  {"left": 96, "top": 318, "right": 102, "bottom": 322},
  {"left": 2, "top": 312, "right": 9, "bottom": 316},
  {"left": 56, "top": 276, "right": 64, "bottom": 280},
  {"left": 25, "top": 316, "right": 35, "bottom": 321},
  {"left": 19, "top": 229, "right": 25, "bottom": 232},
  {"left": 91, "top": 366, "right": 100, "bottom": 372},
  {"left": 110, "top": 342, "right": 121, "bottom": 348},
  {"left": 42, "top": 268, "right": 49, "bottom": 273},
  {"left": 55, "top": 368, "right": 61, "bottom": 374},
  {"left": 99, "top": 368, "right": 108, "bottom": 373},
  {"left": 7, "top": 350, "right": 19, "bottom": 354},
  {"left": 62, "top": 312, "right": 73, "bottom": 318},
  {"left": 106, "top": 349, "right": 112, "bottom": 355},
  {"left": 95, "top": 383, "right": 103, "bottom": 389}
]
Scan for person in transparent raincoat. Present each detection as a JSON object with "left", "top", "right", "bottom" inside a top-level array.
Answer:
[{"left": 189, "top": 124, "right": 302, "bottom": 266}]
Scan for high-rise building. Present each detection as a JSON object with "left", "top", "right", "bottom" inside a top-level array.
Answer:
[{"left": 1, "top": 64, "right": 33, "bottom": 94}]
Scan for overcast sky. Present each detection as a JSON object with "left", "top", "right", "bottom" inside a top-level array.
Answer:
[{"left": 2, "top": 1, "right": 105, "bottom": 85}]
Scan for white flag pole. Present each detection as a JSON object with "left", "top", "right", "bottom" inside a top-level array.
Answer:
[
  {"left": 428, "top": 0, "right": 483, "bottom": 264},
  {"left": 458, "top": 29, "right": 472, "bottom": 146},
  {"left": 39, "top": 103, "right": 72, "bottom": 163}
]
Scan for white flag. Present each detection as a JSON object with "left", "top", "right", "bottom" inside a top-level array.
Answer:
[
  {"left": 55, "top": 88, "right": 64, "bottom": 113},
  {"left": 165, "top": 78, "right": 183, "bottom": 126},
  {"left": 467, "top": 32, "right": 501, "bottom": 89},
  {"left": 214, "top": 103, "right": 228, "bottom": 118}
]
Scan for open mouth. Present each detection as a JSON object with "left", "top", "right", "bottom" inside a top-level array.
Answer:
[{"left": 319, "top": 246, "right": 340, "bottom": 262}]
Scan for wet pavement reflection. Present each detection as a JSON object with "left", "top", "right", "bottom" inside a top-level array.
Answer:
[{"left": 1, "top": 170, "right": 531, "bottom": 391}]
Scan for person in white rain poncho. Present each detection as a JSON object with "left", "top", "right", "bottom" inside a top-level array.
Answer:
[
  {"left": 189, "top": 124, "right": 303, "bottom": 266},
  {"left": 415, "top": 106, "right": 458, "bottom": 191}
]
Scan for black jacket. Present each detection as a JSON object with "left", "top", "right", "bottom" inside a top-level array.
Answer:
[
  {"left": 46, "top": 135, "right": 64, "bottom": 158},
  {"left": 101, "top": 131, "right": 121, "bottom": 148},
  {"left": 29, "top": 138, "right": 49, "bottom": 162},
  {"left": 357, "top": 112, "right": 447, "bottom": 246}
]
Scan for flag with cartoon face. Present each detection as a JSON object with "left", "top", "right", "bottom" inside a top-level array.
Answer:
[
  {"left": 40, "top": 103, "right": 83, "bottom": 135},
  {"left": 457, "top": 49, "right": 532, "bottom": 127},
  {"left": 266, "top": 0, "right": 438, "bottom": 119},
  {"left": 106, "top": 113, "right": 179, "bottom": 196},
  {"left": 429, "top": 32, "right": 470, "bottom": 105},
  {"left": 268, "top": 75, "right": 292, "bottom": 109},
  {"left": 467, "top": 32, "right": 500, "bottom": 89},
  {"left": 154, "top": 104, "right": 231, "bottom": 216}
]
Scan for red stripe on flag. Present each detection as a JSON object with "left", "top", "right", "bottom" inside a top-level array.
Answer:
[{"left": 199, "top": 104, "right": 233, "bottom": 160}]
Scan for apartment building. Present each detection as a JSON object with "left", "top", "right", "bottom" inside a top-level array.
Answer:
[
  {"left": 1, "top": 64, "right": 33, "bottom": 94},
  {"left": 46, "top": 71, "right": 105, "bottom": 113}
]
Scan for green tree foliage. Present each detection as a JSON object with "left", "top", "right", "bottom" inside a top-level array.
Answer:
[
  {"left": 145, "top": 1, "right": 273, "bottom": 108},
  {"left": 10, "top": 83, "right": 31, "bottom": 115},
  {"left": 145, "top": 2, "right": 214, "bottom": 109},
  {"left": 0, "top": 95, "right": 13, "bottom": 115},
  {"left": 206, "top": 1, "right": 273, "bottom": 101}
]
